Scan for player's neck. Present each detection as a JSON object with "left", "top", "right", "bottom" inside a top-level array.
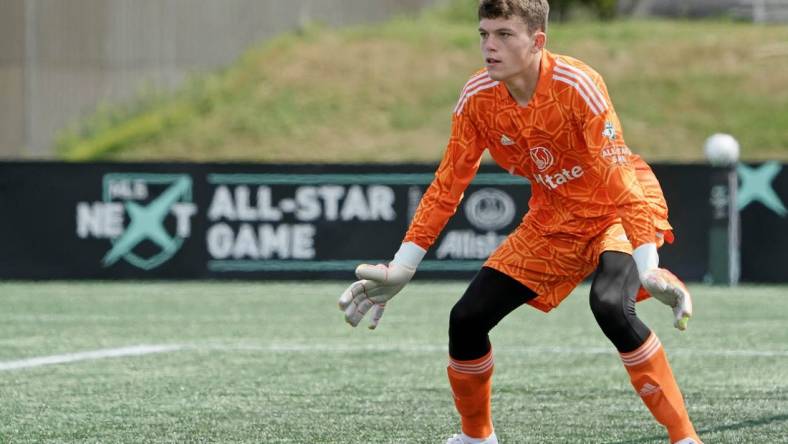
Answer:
[{"left": 504, "top": 54, "right": 542, "bottom": 107}]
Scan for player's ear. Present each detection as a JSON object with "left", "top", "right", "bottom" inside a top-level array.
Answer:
[{"left": 532, "top": 31, "right": 546, "bottom": 53}]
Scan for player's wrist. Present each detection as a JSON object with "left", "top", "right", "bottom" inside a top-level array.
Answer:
[
  {"left": 391, "top": 241, "right": 426, "bottom": 270},
  {"left": 632, "top": 242, "right": 659, "bottom": 277}
]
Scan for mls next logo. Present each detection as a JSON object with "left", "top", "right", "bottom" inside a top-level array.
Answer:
[
  {"left": 76, "top": 174, "right": 197, "bottom": 270},
  {"left": 738, "top": 162, "right": 787, "bottom": 217}
]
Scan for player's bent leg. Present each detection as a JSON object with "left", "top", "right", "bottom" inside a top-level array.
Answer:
[
  {"left": 591, "top": 252, "right": 701, "bottom": 443},
  {"left": 589, "top": 251, "right": 651, "bottom": 352},
  {"left": 449, "top": 267, "right": 536, "bottom": 360},
  {"left": 447, "top": 267, "right": 536, "bottom": 441}
]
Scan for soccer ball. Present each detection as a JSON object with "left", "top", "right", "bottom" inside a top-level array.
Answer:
[{"left": 703, "top": 133, "right": 740, "bottom": 166}]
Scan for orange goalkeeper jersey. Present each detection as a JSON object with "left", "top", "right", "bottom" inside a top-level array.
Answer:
[{"left": 404, "top": 50, "right": 671, "bottom": 251}]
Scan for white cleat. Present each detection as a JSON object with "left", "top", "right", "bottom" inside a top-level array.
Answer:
[
  {"left": 674, "top": 438, "right": 703, "bottom": 444},
  {"left": 641, "top": 268, "right": 693, "bottom": 330},
  {"left": 445, "top": 432, "right": 498, "bottom": 444}
]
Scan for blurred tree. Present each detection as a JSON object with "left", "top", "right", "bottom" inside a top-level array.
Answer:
[
  {"left": 438, "top": 0, "right": 620, "bottom": 23},
  {"left": 551, "top": 0, "right": 619, "bottom": 21},
  {"left": 550, "top": 0, "right": 575, "bottom": 21}
]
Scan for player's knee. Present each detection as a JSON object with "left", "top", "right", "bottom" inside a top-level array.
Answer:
[
  {"left": 448, "top": 301, "right": 492, "bottom": 360},
  {"left": 449, "top": 301, "right": 491, "bottom": 339},
  {"left": 589, "top": 284, "right": 628, "bottom": 331},
  {"left": 449, "top": 300, "right": 496, "bottom": 341}
]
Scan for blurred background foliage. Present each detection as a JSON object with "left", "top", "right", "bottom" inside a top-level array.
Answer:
[
  {"left": 436, "top": 0, "right": 618, "bottom": 22},
  {"left": 57, "top": 0, "right": 788, "bottom": 163}
]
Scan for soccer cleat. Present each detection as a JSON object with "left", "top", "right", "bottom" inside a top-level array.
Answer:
[
  {"left": 445, "top": 432, "right": 498, "bottom": 444},
  {"left": 641, "top": 268, "right": 693, "bottom": 330},
  {"left": 674, "top": 438, "right": 703, "bottom": 444}
]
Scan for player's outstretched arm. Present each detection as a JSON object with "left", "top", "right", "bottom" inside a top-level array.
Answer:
[
  {"left": 337, "top": 80, "right": 484, "bottom": 330},
  {"left": 338, "top": 242, "right": 426, "bottom": 329},
  {"left": 633, "top": 243, "right": 693, "bottom": 331}
]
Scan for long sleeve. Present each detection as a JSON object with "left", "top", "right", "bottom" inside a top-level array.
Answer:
[
  {"left": 580, "top": 77, "right": 656, "bottom": 248},
  {"left": 403, "top": 113, "right": 486, "bottom": 250}
]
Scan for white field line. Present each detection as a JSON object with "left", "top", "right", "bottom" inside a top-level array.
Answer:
[
  {"left": 1, "top": 342, "right": 785, "bottom": 372},
  {"left": 201, "top": 343, "right": 788, "bottom": 358},
  {"left": 0, "top": 344, "right": 185, "bottom": 371}
]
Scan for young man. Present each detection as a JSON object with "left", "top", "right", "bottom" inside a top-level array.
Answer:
[{"left": 338, "top": 1, "right": 701, "bottom": 443}]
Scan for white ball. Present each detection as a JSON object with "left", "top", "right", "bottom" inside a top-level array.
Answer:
[{"left": 703, "top": 133, "right": 740, "bottom": 166}]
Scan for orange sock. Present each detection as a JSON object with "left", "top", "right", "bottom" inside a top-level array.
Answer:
[
  {"left": 447, "top": 349, "right": 494, "bottom": 439},
  {"left": 621, "top": 333, "right": 700, "bottom": 443}
]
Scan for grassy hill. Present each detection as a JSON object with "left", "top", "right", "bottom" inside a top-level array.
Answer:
[{"left": 57, "top": 2, "right": 788, "bottom": 163}]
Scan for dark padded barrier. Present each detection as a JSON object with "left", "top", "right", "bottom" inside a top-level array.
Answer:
[{"left": 0, "top": 161, "right": 784, "bottom": 282}]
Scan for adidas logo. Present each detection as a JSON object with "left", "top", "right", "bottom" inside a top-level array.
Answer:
[
  {"left": 638, "top": 382, "right": 661, "bottom": 397},
  {"left": 500, "top": 134, "right": 516, "bottom": 146}
]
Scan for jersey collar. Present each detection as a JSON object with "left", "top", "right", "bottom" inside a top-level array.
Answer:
[{"left": 495, "top": 49, "right": 555, "bottom": 110}]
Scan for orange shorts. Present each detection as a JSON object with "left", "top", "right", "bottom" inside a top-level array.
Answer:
[{"left": 484, "top": 220, "right": 672, "bottom": 313}]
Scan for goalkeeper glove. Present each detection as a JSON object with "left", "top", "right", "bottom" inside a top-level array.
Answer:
[
  {"left": 633, "top": 243, "right": 693, "bottom": 331},
  {"left": 338, "top": 242, "right": 426, "bottom": 329}
]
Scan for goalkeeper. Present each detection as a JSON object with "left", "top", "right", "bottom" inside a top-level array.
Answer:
[{"left": 339, "top": 0, "right": 701, "bottom": 443}]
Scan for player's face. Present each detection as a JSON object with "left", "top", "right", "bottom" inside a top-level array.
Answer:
[{"left": 479, "top": 17, "right": 544, "bottom": 82}]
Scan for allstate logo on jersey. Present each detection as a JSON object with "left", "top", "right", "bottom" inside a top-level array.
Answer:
[
  {"left": 463, "top": 188, "right": 516, "bottom": 231},
  {"left": 529, "top": 146, "right": 554, "bottom": 172}
]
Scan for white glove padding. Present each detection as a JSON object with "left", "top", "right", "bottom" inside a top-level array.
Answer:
[
  {"left": 641, "top": 268, "right": 693, "bottom": 331},
  {"left": 337, "top": 242, "right": 425, "bottom": 329},
  {"left": 633, "top": 243, "right": 693, "bottom": 331},
  {"left": 338, "top": 263, "right": 415, "bottom": 329}
]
